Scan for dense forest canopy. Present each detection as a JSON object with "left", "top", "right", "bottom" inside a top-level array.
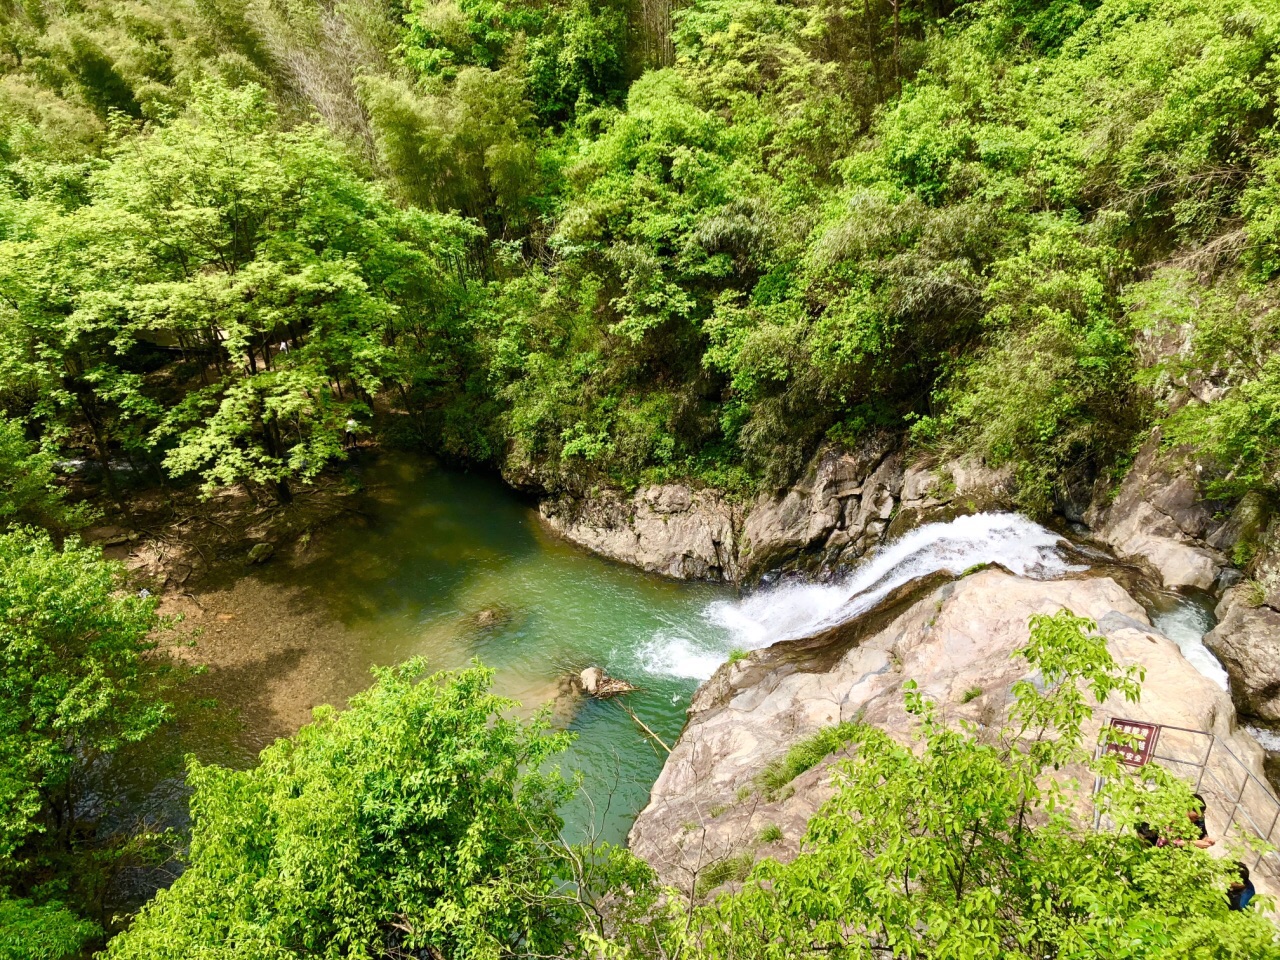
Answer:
[
  {"left": 5, "top": 0, "right": 1280, "bottom": 952},
  {"left": 2, "top": 0, "right": 1279, "bottom": 509}
]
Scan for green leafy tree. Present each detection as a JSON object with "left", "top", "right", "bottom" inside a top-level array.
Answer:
[
  {"left": 0, "top": 414, "right": 84, "bottom": 530},
  {"left": 622, "top": 612, "right": 1280, "bottom": 959},
  {"left": 104, "top": 660, "right": 612, "bottom": 960},
  {"left": 0, "top": 528, "right": 163, "bottom": 864},
  {"left": 0, "top": 897, "right": 100, "bottom": 960},
  {"left": 0, "top": 82, "right": 478, "bottom": 502},
  {"left": 0, "top": 528, "right": 165, "bottom": 959}
]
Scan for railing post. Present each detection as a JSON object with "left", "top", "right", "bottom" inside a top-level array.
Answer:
[
  {"left": 1092, "top": 743, "right": 1105, "bottom": 832},
  {"left": 1227, "top": 765, "right": 1250, "bottom": 840},
  {"left": 1194, "top": 733, "right": 1212, "bottom": 792},
  {"left": 1257, "top": 806, "right": 1280, "bottom": 871}
]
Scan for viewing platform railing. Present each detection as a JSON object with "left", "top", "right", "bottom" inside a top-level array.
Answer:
[{"left": 1094, "top": 718, "right": 1280, "bottom": 875}]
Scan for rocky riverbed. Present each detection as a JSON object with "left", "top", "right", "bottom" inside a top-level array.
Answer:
[{"left": 533, "top": 435, "right": 1280, "bottom": 905}]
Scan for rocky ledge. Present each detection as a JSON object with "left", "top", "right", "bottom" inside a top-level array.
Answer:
[
  {"left": 538, "top": 440, "right": 1015, "bottom": 584},
  {"left": 628, "top": 569, "right": 1276, "bottom": 899}
]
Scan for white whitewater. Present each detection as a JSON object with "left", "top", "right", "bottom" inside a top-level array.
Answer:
[
  {"left": 635, "top": 511, "right": 1233, "bottom": 689},
  {"left": 637, "top": 513, "right": 1084, "bottom": 681},
  {"left": 1147, "top": 599, "right": 1230, "bottom": 691}
]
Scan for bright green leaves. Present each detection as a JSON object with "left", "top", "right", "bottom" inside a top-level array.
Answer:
[
  {"left": 0, "top": 897, "right": 100, "bottom": 960},
  {"left": 0, "top": 415, "right": 84, "bottom": 530},
  {"left": 665, "top": 611, "right": 1279, "bottom": 960},
  {"left": 400, "top": 0, "right": 627, "bottom": 124},
  {"left": 1129, "top": 269, "right": 1280, "bottom": 499},
  {"left": 0, "top": 528, "right": 163, "bottom": 863},
  {"left": 1008, "top": 611, "right": 1141, "bottom": 772},
  {"left": 104, "top": 661, "right": 581, "bottom": 960},
  {"left": 0, "top": 81, "right": 477, "bottom": 501}
]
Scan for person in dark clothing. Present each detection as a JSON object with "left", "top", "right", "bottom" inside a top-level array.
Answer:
[
  {"left": 1135, "top": 793, "right": 1214, "bottom": 848},
  {"left": 1228, "top": 861, "right": 1256, "bottom": 911},
  {"left": 1135, "top": 822, "right": 1161, "bottom": 846},
  {"left": 1184, "top": 792, "right": 1214, "bottom": 849}
]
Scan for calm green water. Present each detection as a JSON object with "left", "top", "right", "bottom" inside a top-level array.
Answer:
[{"left": 224, "top": 456, "right": 734, "bottom": 844}]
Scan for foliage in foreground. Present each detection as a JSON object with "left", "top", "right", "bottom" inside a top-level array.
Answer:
[
  {"left": 103, "top": 660, "right": 656, "bottom": 960},
  {"left": 93, "top": 613, "right": 1280, "bottom": 960},
  {"left": 0, "top": 527, "right": 166, "bottom": 956},
  {"left": 621, "top": 612, "right": 1280, "bottom": 959}
]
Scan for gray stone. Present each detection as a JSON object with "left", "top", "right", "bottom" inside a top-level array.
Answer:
[
  {"left": 539, "top": 484, "right": 740, "bottom": 581},
  {"left": 1206, "top": 586, "right": 1280, "bottom": 721},
  {"left": 540, "top": 443, "right": 1019, "bottom": 583},
  {"left": 630, "top": 570, "right": 1274, "bottom": 897},
  {"left": 1086, "top": 432, "right": 1226, "bottom": 590}
]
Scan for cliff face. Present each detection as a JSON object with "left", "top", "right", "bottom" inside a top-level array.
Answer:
[
  {"left": 1084, "top": 431, "right": 1232, "bottom": 591},
  {"left": 627, "top": 569, "right": 1277, "bottom": 900},
  {"left": 539, "top": 435, "right": 1280, "bottom": 733},
  {"left": 538, "top": 440, "right": 1016, "bottom": 584}
]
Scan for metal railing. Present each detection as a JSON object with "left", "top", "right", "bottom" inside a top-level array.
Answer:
[{"left": 1095, "top": 718, "right": 1280, "bottom": 873}]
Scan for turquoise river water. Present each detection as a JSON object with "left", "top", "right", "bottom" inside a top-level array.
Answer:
[{"left": 115, "top": 455, "right": 1232, "bottom": 863}]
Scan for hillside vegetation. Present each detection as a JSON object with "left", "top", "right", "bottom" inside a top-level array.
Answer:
[
  {"left": 5, "top": 0, "right": 1280, "bottom": 953},
  {"left": 2, "top": 0, "right": 1279, "bottom": 510}
]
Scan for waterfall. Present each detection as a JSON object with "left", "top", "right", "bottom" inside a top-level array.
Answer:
[{"left": 637, "top": 513, "right": 1084, "bottom": 681}]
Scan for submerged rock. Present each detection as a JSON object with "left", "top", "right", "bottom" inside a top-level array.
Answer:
[
  {"left": 246, "top": 542, "right": 274, "bottom": 565},
  {"left": 470, "top": 606, "right": 512, "bottom": 629},
  {"left": 577, "top": 666, "right": 637, "bottom": 698},
  {"left": 629, "top": 569, "right": 1274, "bottom": 898}
]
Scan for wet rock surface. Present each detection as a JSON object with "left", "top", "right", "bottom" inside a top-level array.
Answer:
[
  {"left": 629, "top": 569, "right": 1275, "bottom": 899},
  {"left": 539, "top": 485, "right": 741, "bottom": 581},
  {"left": 1085, "top": 432, "right": 1228, "bottom": 590},
  {"left": 539, "top": 439, "right": 1017, "bottom": 584},
  {"left": 1207, "top": 586, "right": 1280, "bottom": 722}
]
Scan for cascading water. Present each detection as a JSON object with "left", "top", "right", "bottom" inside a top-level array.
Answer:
[
  {"left": 634, "top": 511, "right": 1235, "bottom": 692},
  {"left": 636, "top": 513, "right": 1085, "bottom": 681},
  {"left": 1144, "top": 592, "right": 1230, "bottom": 690}
]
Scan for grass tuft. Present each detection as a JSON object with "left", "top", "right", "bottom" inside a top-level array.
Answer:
[
  {"left": 757, "top": 823, "right": 783, "bottom": 844},
  {"left": 756, "top": 722, "right": 862, "bottom": 798},
  {"left": 695, "top": 853, "right": 755, "bottom": 898}
]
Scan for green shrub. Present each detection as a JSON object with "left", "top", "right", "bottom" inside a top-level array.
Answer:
[{"left": 756, "top": 722, "right": 863, "bottom": 798}]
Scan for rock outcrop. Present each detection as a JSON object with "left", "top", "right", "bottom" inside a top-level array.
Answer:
[
  {"left": 1207, "top": 585, "right": 1280, "bottom": 722},
  {"left": 539, "top": 441, "right": 1017, "bottom": 583},
  {"left": 1085, "top": 432, "right": 1228, "bottom": 590},
  {"left": 539, "top": 485, "right": 740, "bottom": 581},
  {"left": 629, "top": 569, "right": 1275, "bottom": 898}
]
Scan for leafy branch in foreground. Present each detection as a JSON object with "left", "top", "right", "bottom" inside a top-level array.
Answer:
[
  {"left": 625, "top": 610, "right": 1279, "bottom": 960},
  {"left": 102, "top": 660, "right": 660, "bottom": 960}
]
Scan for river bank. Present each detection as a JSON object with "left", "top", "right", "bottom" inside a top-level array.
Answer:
[{"left": 81, "top": 444, "right": 1278, "bottom": 866}]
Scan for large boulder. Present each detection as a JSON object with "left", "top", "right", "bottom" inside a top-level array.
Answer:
[
  {"left": 629, "top": 569, "right": 1272, "bottom": 898},
  {"left": 1085, "top": 432, "right": 1227, "bottom": 590},
  {"left": 539, "top": 484, "right": 740, "bottom": 581},
  {"left": 737, "top": 441, "right": 900, "bottom": 580},
  {"left": 1206, "top": 585, "right": 1280, "bottom": 722}
]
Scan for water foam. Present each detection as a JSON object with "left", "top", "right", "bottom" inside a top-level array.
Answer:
[
  {"left": 636, "top": 512, "right": 1082, "bottom": 681},
  {"left": 1246, "top": 724, "right": 1280, "bottom": 753},
  {"left": 1147, "top": 600, "right": 1230, "bottom": 691}
]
